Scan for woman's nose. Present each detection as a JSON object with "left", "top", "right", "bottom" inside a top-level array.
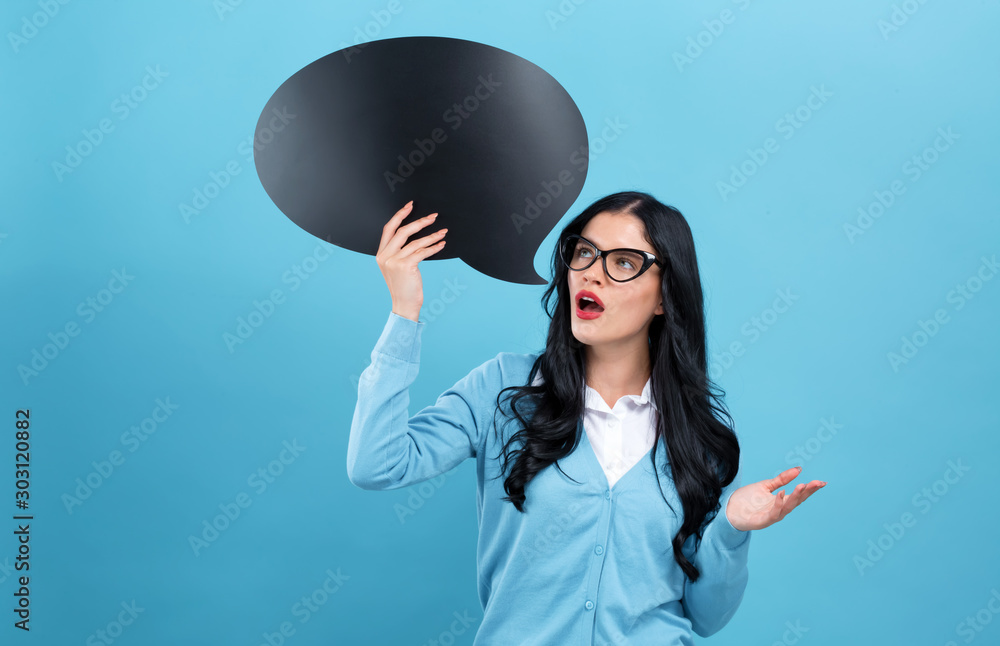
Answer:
[{"left": 582, "top": 257, "right": 605, "bottom": 283}]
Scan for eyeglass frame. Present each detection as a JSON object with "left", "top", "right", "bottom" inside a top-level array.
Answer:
[{"left": 558, "top": 233, "right": 664, "bottom": 283}]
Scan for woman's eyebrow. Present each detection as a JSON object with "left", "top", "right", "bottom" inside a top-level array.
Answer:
[
  {"left": 584, "top": 235, "right": 618, "bottom": 248},
  {"left": 588, "top": 236, "right": 651, "bottom": 252}
]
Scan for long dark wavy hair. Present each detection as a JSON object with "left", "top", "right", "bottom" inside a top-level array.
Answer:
[{"left": 487, "top": 190, "right": 740, "bottom": 582}]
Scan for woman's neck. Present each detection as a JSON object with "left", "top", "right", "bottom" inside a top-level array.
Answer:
[{"left": 584, "top": 343, "right": 651, "bottom": 407}]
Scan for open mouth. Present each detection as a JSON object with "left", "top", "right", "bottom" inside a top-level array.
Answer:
[{"left": 577, "top": 296, "right": 604, "bottom": 312}]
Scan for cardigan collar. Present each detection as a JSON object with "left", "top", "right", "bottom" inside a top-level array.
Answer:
[{"left": 530, "top": 370, "right": 659, "bottom": 412}]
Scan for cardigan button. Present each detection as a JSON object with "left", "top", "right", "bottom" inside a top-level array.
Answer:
[
  {"left": 585, "top": 600, "right": 594, "bottom": 610},
  {"left": 595, "top": 545, "right": 604, "bottom": 555},
  {"left": 605, "top": 490, "right": 611, "bottom": 500}
]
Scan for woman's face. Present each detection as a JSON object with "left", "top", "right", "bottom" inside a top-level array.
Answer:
[{"left": 566, "top": 211, "right": 664, "bottom": 350}]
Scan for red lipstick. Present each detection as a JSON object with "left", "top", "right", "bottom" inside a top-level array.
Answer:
[{"left": 575, "top": 290, "right": 604, "bottom": 319}]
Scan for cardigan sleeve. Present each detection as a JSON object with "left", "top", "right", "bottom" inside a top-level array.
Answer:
[
  {"left": 346, "top": 311, "right": 494, "bottom": 491},
  {"left": 679, "top": 471, "right": 752, "bottom": 637}
]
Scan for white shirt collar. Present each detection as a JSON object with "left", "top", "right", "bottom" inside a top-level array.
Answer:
[
  {"left": 531, "top": 371, "right": 658, "bottom": 412},
  {"left": 584, "top": 375, "right": 658, "bottom": 413}
]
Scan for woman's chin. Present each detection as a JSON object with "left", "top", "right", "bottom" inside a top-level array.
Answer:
[{"left": 569, "top": 325, "right": 598, "bottom": 346}]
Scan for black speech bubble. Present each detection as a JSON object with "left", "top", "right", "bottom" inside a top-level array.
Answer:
[{"left": 253, "top": 36, "right": 589, "bottom": 285}]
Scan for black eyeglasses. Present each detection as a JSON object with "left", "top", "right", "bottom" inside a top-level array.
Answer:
[{"left": 559, "top": 234, "right": 664, "bottom": 282}]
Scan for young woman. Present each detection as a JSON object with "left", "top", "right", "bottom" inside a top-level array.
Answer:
[{"left": 348, "top": 191, "right": 825, "bottom": 645}]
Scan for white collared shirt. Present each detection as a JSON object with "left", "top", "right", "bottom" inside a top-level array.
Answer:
[{"left": 531, "top": 372, "right": 659, "bottom": 488}]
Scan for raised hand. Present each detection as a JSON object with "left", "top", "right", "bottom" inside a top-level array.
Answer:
[
  {"left": 376, "top": 200, "right": 448, "bottom": 322},
  {"left": 725, "top": 467, "right": 826, "bottom": 531}
]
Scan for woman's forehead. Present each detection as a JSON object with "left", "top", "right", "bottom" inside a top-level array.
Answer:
[{"left": 581, "top": 212, "right": 651, "bottom": 251}]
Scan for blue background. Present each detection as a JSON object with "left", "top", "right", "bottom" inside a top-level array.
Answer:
[{"left": 2, "top": 1, "right": 999, "bottom": 644}]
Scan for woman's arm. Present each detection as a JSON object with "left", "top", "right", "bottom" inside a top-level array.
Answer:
[
  {"left": 681, "top": 462, "right": 826, "bottom": 635},
  {"left": 679, "top": 474, "right": 752, "bottom": 637},
  {"left": 346, "top": 310, "right": 494, "bottom": 490}
]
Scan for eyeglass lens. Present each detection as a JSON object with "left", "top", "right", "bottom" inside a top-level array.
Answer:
[{"left": 564, "top": 238, "right": 644, "bottom": 281}]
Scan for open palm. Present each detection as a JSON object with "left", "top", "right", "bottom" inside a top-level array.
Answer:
[{"left": 726, "top": 467, "right": 826, "bottom": 531}]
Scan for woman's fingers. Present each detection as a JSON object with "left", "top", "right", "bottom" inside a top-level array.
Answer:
[
  {"left": 378, "top": 200, "right": 414, "bottom": 253},
  {"left": 744, "top": 472, "right": 826, "bottom": 527},
  {"left": 393, "top": 212, "right": 438, "bottom": 249},
  {"left": 379, "top": 200, "right": 429, "bottom": 254},
  {"left": 403, "top": 229, "right": 448, "bottom": 260},
  {"left": 379, "top": 201, "right": 442, "bottom": 258},
  {"left": 399, "top": 229, "right": 448, "bottom": 258},
  {"left": 764, "top": 466, "right": 802, "bottom": 493},
  {"left": 775, "top": 481, "right": 824, "bottom": 519}
]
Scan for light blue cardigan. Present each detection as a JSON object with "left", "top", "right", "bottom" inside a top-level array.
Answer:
[{"left": 348, "top": 312, "right": 752, "bottom": 645}]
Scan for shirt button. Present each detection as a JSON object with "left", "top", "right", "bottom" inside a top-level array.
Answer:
[
  {"left": 595, "top": 545, "right": 604, "bottom": 555},
  {"left": 605, "top": 489, "right": 611, "bottom": 499},
  {"left": 585, "top": 600, "right": 594, "bottom": 610}
]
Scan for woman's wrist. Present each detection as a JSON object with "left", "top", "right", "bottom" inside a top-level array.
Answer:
[{"left": 391, "top": 304, "right": 421, "bottom": 322}]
